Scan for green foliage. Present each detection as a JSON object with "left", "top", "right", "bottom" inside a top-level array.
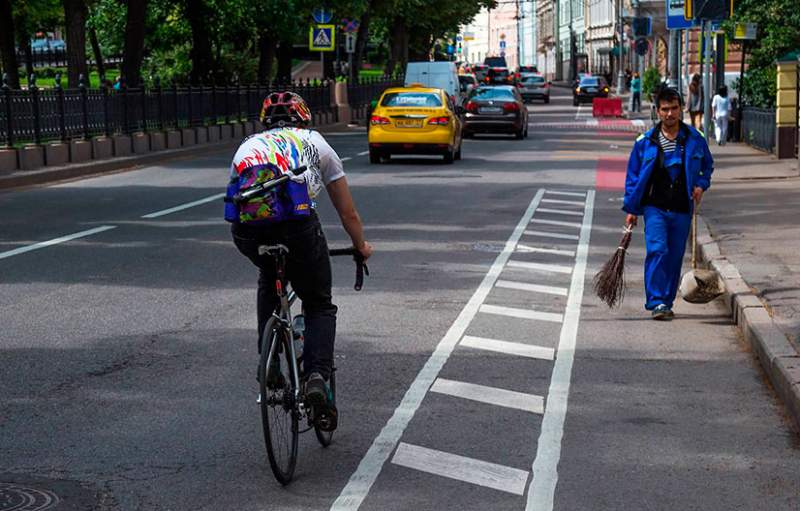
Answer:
[
  {"left": 140, "top": 42, "right": 193, "bottom": 84},
  {"left": 642, "top": 67, "right": 661, "bottom": 97}
]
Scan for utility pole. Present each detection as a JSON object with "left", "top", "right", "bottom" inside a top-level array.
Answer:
[
  {"left": 632, "top": 0, "right": 640, "bottom": 75},
  {"left": 616, "top": 0, "right": 625, "bottom": 93},
  {"left": 568, "top": 0, "right": 574, "bottom": 84},
  {"left": 555, "top": 0, "right": 561, "bottom": 80},
  {"left": 668, "top": 28, "right": 679, "bottom": 88},
  {"left": 702, "top": 20, "right": 712, "bottom": 136}
]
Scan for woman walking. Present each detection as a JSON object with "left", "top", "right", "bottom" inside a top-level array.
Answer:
[
  {"left": 687, "top": 74, "right": 703, "bottom": 130},
  {"left": 712, "top": 85, "right": 731, "bottom": 145},
  {"left": 631, "top": 73, "right": 642, "bottom": 112}
]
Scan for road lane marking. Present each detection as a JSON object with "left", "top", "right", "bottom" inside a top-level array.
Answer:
[
  {"left": 530, "top": 218, "right": 582, "bottom": 229},
  {"left": 330, "top": 188, "right": 547, "bottom": 511},
  {"left": 141, "top": 193, "right": 226, "bottom": 219},
  {"left": 479, "top": 304, "right": 563, "bottom": 323},
  {"left": 526, "top": 190, "right": 595, "bottom": 511},
  {"left": 0, "top": 226, "right": 116, "bottom": 261},
  {"left": 523, "top": 230, "right": 580, "bottom": 241},
  {"left": 545, "top": 191, "right": 585, "bottom": 197},
  {"left": 506, "top": 260, "right": 573, "bottom": 274},
  {"left": 516, "top": 244, "right": 575, "bottom": 257},
  {"left": 586, "top": 118, "right": 599, "bottom": 127},
  {"left": 460, "top": 335, "right": 556, "bottom": 361},
  {"left": 431, "top": 378, "right": 545, "bottom": 414},
  {"left": 341, "top": 156, "right": 353, "bottom": 161},
  {"left": 536, "top": 208, "right": 584, "bottom": 217},
  {"left": 391, "top": 443, "right": 530, "bottom": 496},
  {"left": 631, "top": 119, "right": 646, "bottom": 128},
  {"left": 541, "top": 199, "right": 584, "bottom": 206},
  {"left": 496, "top": 279, "right": 568, "bottom": 296},
  {"left": 357, "top": 150, "right": 370, "bottom": 156}
]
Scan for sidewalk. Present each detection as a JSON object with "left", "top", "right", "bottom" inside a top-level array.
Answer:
[{"left": 697, "top": 141, "right": 800, "bottom": 430}]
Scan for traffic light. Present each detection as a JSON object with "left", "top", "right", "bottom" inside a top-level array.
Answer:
[{"left": 685, "top": 0, "right": 733, "bottom": 20}]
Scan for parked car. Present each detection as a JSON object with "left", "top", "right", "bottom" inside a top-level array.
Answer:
[
  {"left": 368, "top": 86, "right": 464, "bottom": 164},
  {"left": 573, "top": 75, "right": 610, "bottom": 106},
  {"left": 485, "top": 67, "right": 513, "bottom": 85},
  {"left": 404, "top": 61, "right": 462, "bottom": 105},
  {"left": 462, "top": 85, "right": 529, "bottom": 139},
  {"left": 517, "top": 73, "right": 550, "bottom": 103}
]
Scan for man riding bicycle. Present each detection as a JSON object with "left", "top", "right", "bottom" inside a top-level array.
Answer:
[{"left": 226, "top": 91, "right": 372, "bottom": 429}]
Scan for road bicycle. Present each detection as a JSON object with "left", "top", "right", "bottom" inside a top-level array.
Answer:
[{"left": 228, "top": 166, "right": 368, "bottom": 484}]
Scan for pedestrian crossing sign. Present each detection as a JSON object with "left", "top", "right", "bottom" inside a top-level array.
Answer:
[{"left": 310, "top": 25, "right": 335, "bottom": 51}]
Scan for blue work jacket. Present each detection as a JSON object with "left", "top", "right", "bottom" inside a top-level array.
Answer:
[{"left": 622, "top": 122, "right": 714, "bottom": 216}]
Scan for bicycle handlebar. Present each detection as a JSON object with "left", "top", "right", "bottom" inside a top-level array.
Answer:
[
  {"left": 329, "top": 248, "right": 369, "bottom": 291},
  {"left": 226, "top": 165, "right": 307, "bottom": 205}
]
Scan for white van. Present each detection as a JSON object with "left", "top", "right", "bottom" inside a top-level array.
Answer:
[{"left": 404, "top": 61, "right": 462, "bottom": 105}]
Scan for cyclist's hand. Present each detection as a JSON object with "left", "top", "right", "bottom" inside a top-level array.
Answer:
[{"left": 354, "top": 241, "right": 372, "bottom": 262}]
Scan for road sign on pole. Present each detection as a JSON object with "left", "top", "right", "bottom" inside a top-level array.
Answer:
[
  {"left": 310, "top": 25, "right": 335, "bottom": 51},
  {"left": 312, "top": 6, "right": 333, "bottom": 24},
  {"left": 345, "top": 34, "right": 355, "bottom": 53},
  {"left": 500, "top": 40, "right": 506, "bottom": 49},
  {"left": 341, "top": 18, "right": 360, "bottom": 33},
  {"left": 734, "top": 22, "right": 757, "bottom": 40},
  {"left": 667, "top": 0, "right": 694, "bottom": 29}
]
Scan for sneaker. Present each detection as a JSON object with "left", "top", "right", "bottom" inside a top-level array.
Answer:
[
  {"left": 651, "top": 304, "right": 669, "bottom": 320},
  {"left": 666, "top": 307, "right": 675, "bottom": 318},
  {"left": 305, "top": 372, "right": 332, "bottom": 413}
]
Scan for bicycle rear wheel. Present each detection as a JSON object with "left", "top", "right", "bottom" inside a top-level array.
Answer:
[
  {"left": 259, "top": 319, "right": 298, "bottom": 484},
  {"left": 314, "top": 368, "right": 336, "bottom": 447}
]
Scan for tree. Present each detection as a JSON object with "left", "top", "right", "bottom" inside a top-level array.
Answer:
[
  {"left": 121, "top": 0, "right": 148, "bottom": 82},
  {"left": 0, "top": 0, "right": 20, "bottom": 88},
  {"left": 63, "top": 0, "right": 89, "bottom": 86}
]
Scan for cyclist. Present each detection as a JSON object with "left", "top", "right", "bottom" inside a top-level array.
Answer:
[{"left": 227, "top": 91, "right": 372, "bottom": 429}]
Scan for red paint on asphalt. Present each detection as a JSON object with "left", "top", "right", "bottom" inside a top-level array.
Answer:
[{"left": 596, "top": 158, "right": 628, "bottom": 191}]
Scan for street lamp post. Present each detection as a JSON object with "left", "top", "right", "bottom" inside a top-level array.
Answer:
[{"left": 616, "top": 0, "right": 625, "bottom": 93}]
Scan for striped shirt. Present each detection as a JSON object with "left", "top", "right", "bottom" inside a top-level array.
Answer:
[{"left": 658, "top": 130, "right": 678, "bottom": 154}]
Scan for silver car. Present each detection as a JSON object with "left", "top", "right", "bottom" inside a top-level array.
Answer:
[{"left": 517, "top": 73, "right": 550, "bottom": 104}]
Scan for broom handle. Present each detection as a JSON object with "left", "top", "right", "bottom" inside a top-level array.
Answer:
[{"left": 692, "top": 202, "right": 698, "bottom": 270}]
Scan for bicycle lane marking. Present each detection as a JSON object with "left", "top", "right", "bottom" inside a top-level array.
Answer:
[
  {"left": 0, "top": 226, "right": 117, "bottom": 261},
  {"left": 329, "top": 188, "right": 547, "bottom": 511},
  {"left": 525, "top": 189, "right": 595, "bottom": 511}
]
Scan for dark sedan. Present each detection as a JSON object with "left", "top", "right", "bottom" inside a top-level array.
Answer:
[
  {"left": 462, "top": 85, "right": 529, "bottom": 139},
  {"left": 484, "top": 67, "right": 514, "bottom": 85},
  {"left": 573, "top": 75, "right": 610, "bottom": 106}
]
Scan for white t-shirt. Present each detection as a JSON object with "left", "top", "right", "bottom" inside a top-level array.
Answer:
[
  {"left": 230, "top": 127, "right": 345, "bottom": 201},
  {"left": 712, "top": 95, "right": 731, "bottom": 118}
]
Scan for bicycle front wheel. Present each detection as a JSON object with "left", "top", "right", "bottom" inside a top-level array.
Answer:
[{"left": 259, "top": 319, "right": 299, "bottom": 484}]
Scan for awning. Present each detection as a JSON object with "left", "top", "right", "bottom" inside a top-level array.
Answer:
[{"left": 610, "top": 47, "right": 628, "bottom": 56}]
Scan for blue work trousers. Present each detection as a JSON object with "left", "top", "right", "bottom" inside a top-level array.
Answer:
[{"left": 643, "top": 206, "right": 692, "bottom": 310}]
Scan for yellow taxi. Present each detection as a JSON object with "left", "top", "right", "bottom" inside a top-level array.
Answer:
[{"left": 368, "top": 86, "right": 463, "bottom": 164}]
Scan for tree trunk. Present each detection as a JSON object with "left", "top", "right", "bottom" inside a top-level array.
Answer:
[
  {"left": 185, "top": 0, "right": 214, "bottom": 82},
  {"left": 323, "top": 50, "right": 334, "bottom": 80},
  {"left": 257, "top": 32, "right": 277, "bottom": 84},
  {"left": 384, "top": 16, "right": 406, "bottom": 77},
  {"left": 0, "top": 0, "right": 20, "bottom": 89},
  {"left": 276, "top": 40, "right": 293, "bottom": 84},
  {"left": 352, "top": 6, "right": 371, "bottom": 80},
  {"left": 63, "top": 0, "right": 89, "bottom": 88},
  {"left": 89, "top": 27, "right": 105, "bottom": 80},
  {"left": 121, "top": 0, "right": 147, "bottom": 83}
]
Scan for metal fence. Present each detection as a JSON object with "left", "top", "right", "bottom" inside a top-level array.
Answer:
[
  {"left": 347, "top": 75, "right": 404, "bottom": 108},
  {"left": 15, "top": 48, "right": 123, "bottom": 69},
  {"left": 0, "top": 73, "right": 335, "bottom": 147},
  {"left": 741, "top": 106, "right": 776, "bottom": 153}
]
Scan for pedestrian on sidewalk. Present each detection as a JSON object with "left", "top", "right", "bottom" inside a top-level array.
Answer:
[
  {"left": 712, "top": 85, "right": 731, "bottom": 146},
  {"left": 631, "top": 73, "right": 642, "bottom": 112},
  {"left": 622, "top": 88, "right": 714, "bottom": 319},
  {"left": 687, "top": 74, "right": 703, "bottom": 130}
]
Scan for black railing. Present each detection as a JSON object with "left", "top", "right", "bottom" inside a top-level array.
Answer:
[
  {"left": 741, "top": 106, "right": 776, "bottom": 153},
  {"left": 347, "top": 75, "right": 405, "bottom": 108},
  {"left": 15, "top": 48, "right": 123, "bottom": 69},
  {"left": 0, "top": 73, "right": 335, "bottom": 147}
]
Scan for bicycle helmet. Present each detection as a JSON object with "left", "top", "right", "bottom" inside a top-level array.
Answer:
[{"left": 260, "top": 91, "right": 312, "bottom": 128}]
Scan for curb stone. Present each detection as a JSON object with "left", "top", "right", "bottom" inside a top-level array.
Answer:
[{"left": 697, "top": 215, "right": 800, "bottom": 432}]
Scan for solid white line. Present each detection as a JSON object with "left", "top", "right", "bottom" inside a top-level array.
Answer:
[
  {"left": 496, "top": 279, "right": 568, "bottom": 296},
  {"left": 541, "top": 199, "right": 585, "bottom": 206},
  {"left": 574, "top": 104, "right": 583, "bottom": 120},
  {"left": 329, "top": 188, "right": 547, "bottom": 511},
  {"left": 526, "top": 190, "right": 595, "bottom": 511},
  {"left": 391, "top": 443, "right": 530, "bottom": 496},
  {"left": 516, "top": 244, "right": 575, "bottom": 257},
  {"left": 631, "top": 119, "right": 645, "bottom": 127},
  {"left": 460, "top": 335, "right": 556, "bottom": 361},
  {"left": 141, "top": 193, "right": 226, "bottom": 219},
  {"left": 431, "top": 378, "right": 545, "bottom": 414},
  {"left": 523, "top": 230, "right": 580, "bottom": 241},
  {"left": 586, "top": 118, "right": 599, "bottom": 127},
  {"left": 536, "top": 208, "right": 584, "bottom": 217},
  {"left": 479, "top": 304, "right": 563, "bottom": 323},
  {"left": 357, "top": 150, "right": 370, "bottom": 156},
  {"left": 341, "top": 156, "right": 353, "bottom": 161},
  {"left": 0, "top": 226, "right": 116, "bottom": 261},
  {"left": 545, "top": 191, "right": 586, "bottom": 198},
  {"left": 530, "top": 218, "right": 582, "bottom": 229},
  {"left": 506, "top": 260, "right": 573, "bottom": 274}
]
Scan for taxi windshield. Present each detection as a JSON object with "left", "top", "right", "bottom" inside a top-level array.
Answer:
[{"left": 381, "top": 92, "right": 442, "bottom": 107}]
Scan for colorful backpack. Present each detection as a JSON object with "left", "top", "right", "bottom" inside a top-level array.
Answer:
[{"left": 224, "top": 162, "right": 312, "bottom": 226}]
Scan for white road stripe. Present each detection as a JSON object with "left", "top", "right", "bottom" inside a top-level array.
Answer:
[
  {"left": 431, "top": 378, "right": 545, "bottom": 414},
  {"left": 530, "top": 218, "right": 582, "bottom": 229},
  {"left": 357, "top": 150, "right": 370, "bottom": 156},
  {"left": 526, "top": 190, "right": 595, "bottom": 511},
  {"left": 330, "top": 188, "right": 547, "bottom": 511},
  {"left": 141, "top": 193, "right": 226, "bottom": 219},
  {"left": 506, "top": 260, "right": 573, "bottom": 274},
  {"left": 0, "top": 226, "right": 116, "bottom": 261},
  {"left": 341, "top": 156, "right": 353, "bottom": 161},
  {"left": 574, "top": 104, "right": 583, "bottom": 120},
  {"left": 536, "top": 208, "right": 584, "bottom": 216},
  {"left": 479, "top": 304, "right": 563, "bottom": 323},
  {"left": 546, "top": 191, "right": 586, "bottom": 197},
  {"left": 523, "top": 230, "right": 580, "bottom": 241},
  {"left": 586, "top": 118, "right": 599, "bottom": 127},
  {"left": 541, "top": 198, "right": 584, "bottom": 206},
  {"left": 516, "top": 244, "right": 575, "bottom": 257},
  {"left": 460, "top": 335, "right": 556, "bottom": 361},
  {"left": 391, "top": 443, "right": 530, "bottom": 496},
  {"left": 631, "top": 119, "right": 645, "bottom": 128},
  {"left": 496, "top": 279, "right": 568, "bottom": 296}
]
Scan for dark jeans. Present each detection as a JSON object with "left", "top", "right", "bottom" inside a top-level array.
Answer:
[
  {"left": 632, "top": 91, "right": 641, "bottom": 112},
  {"left": 232, "top": 213, "right": 337, "bottom": 380}
]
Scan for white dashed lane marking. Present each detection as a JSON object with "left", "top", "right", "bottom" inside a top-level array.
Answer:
[
  {"left": 0, "top": 226, "right": 117, "bottom": 261},
  {"left": 430, "top": 378, "right": 545, "bottom": 414},
  {"left": 460, "top": 335, "right": 556, "bottom": 361}
]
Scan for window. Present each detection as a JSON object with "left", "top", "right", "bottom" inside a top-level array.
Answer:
[
  {"left": 470, "top": 87, "right": 516, "bottom": 101},
  {"left": 381, "top": 92, "right": 443, "bottom": 107}
]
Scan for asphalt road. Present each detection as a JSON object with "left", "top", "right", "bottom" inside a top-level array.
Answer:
[{"left": 2, "top": 87, "right": 799, "bottom": 511}]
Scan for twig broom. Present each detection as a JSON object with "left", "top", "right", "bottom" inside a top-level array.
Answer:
[{"left": 594, "top": 225, "right": 634, "bottom": 308}]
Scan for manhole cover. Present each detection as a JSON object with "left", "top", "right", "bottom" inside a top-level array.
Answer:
[{"left": 0, "top": 483, "right": 59, "bottom": 511}]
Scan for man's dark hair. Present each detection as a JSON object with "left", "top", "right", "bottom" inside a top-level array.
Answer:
[{"left": 656, "top": 88, "right": 683, "bottom": 108}]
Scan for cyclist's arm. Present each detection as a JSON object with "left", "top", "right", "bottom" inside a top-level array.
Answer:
[{"left": 326, "top": 177, "right": 371, "bottom": 261}]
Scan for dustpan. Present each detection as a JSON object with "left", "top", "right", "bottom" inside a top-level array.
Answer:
[{"left": 680, "top": 203, "right": 723, "bottom": 304}]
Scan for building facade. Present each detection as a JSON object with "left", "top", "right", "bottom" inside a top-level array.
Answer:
[
  {"left": 536, "top": 0, "right": 557, "bottom": 80},
  {"left": 586, "top": 0, "right": 616, "bottom": 79}
]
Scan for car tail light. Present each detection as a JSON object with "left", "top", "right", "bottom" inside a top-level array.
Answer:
[
  {"left": 517, "top": 84, "right": 524, "bottom": 88},
  {"left": 486, "top": 76, "right": 490, "bottom": 82},
  {"left": 604, "top": 87, "right": 609, "bottom": 92},
  {"left": 428, "top": 116, "right": 450, "bottom": 126},
  {"left": 451, "top": 94, "right": 456, "bottom": 101},
  {"left": 515, "top": 73, "right": 520, "bottom": 78},
  {"left": 543, "top": 83, "right": 548, "bottom": 88},
  {"left": 576, "top": 87, "right": 581, "bottom": 93},
  {"left": 503, "top": 102, "right": 520, "bottom": 112},
  {"left": 507, "top": 76, "right": 511, "bottom": 82},
  {"left": 370, "top": 115, "right": 390, "bottom": 125},
  {"left": 465, "top": 101, "right": 479, "bottom": 112}
]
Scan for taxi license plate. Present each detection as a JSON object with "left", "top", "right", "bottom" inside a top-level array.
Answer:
[
  {"left": 481, "top": 107, "right": 502, "bottom": 114},
  {"left": 396, "top": 119, "right": 423, "bottom": 128}
]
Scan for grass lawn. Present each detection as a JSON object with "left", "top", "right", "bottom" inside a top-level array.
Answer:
[
  {"left": 359, "top": 69, "right": 386, "bottom": 78},
  {"left": 23, "top": 70, "right": 120, "bottom": 89}
]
